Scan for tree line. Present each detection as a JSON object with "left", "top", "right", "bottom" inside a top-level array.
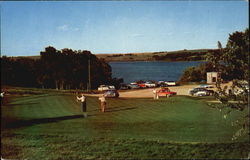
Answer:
[{"left": 1, "top": 46, "right": 123, "bottom": 90}]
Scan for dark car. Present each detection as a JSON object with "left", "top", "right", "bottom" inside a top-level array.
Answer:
[
  {"left": 189, "top": 87, "right": 214, "bottom": 96},
  {"left": 158, "top": 81, "right": 168, "bottom": 87},
  {"left": 119, "top": 84, "right": 129, "bottom": 90},
  {"left": 104, "top": 90, "right": 119, "bottom": 98}
]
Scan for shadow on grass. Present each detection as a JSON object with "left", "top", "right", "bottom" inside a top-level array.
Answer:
[
  {"left": 2, "top": 114, "right": 84, "bottom": 129},
  {"left": 5, "top": 102, "right": 39, "bottom": 107},
  {"left": 105, "top": 107, "right": 137, "bottom": 112},
  {"left": 87, "top": 105, "right": 137, "bottom": 113}
]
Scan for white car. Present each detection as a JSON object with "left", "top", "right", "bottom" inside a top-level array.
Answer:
[
  {"left": 130, "top": 82, "right": 137, "bottom": 85},
  {"left": 165, "top": 81, "right": 176, "bottom": 86},
  {"left": 145, "top": 82, "right": 156, "bottom": 88},
  {"left": 109, "top": 85, "right": 115, "bottom": 89},
  {"left": 98, "top": 85, "right": 115, "bottom": 91},
  {"left": 193, "top": 91, "right": 210, "bottom": 96}
]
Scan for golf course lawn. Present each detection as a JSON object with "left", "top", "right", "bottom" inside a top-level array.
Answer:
[{"left": 1, "top": 92, "right": 249, "bottom": 159}]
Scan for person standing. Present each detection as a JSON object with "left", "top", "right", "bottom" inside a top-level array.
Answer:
[
  {"left": 98, "top": 95, "right": 106, "bottom": 112},
  {"left": 1, "top": 92, "right": 5, "bottom": 105},
  {"left": 153, "top": 89, "right": 157, "bottom": 100},
  {"left": 156, "top": 89, "right": 159, "bottom": 99},
  {"left": 76, "top": 93, "right": 87, "bottom": 117}
]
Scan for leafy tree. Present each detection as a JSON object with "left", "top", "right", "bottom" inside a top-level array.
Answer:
[
  {"left": 1, "top": 46, "right": 116, "bottom": 90},
  {"left": 179, "top": 66, "right": 203, "bottom": 82},
  {"left": 207, "top": 28, "right": 249, "bottom": 140}
]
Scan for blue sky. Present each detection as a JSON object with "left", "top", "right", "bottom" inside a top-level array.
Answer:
[{"left": 1, "top": 1, "right": 249, "bottom": 56}]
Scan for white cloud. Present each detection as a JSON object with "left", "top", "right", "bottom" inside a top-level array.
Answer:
[
  {"left": 57, "top": 24, "right": 80, "bottom": 32},
  {"left": 129, "top": 33, "right": 144, "bottom": 38},
  {"left": 57, "top": 25, "right": 69, "bottom": 31}
]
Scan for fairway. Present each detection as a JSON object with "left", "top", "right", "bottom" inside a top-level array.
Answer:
[{"left": 1, "top": 92, "right": 249, "bottom": 159}]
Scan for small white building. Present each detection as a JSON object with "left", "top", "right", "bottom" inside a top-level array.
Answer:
[{"left": 207, "top": 72, "right": 220, "bottom": 84}]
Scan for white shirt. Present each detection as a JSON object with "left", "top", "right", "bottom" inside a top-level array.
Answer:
[
  {"left": 77, "top": 95, "right": 86, "bottom": 102},
  {"left": 153, "top": 89, "right": 157, "bottom": 94},
  {"left": 0, "top": 92, "right": 4, "bottom": 97},
  {"left": 99, "top": 97, "right": 106, "bottom": 102}
]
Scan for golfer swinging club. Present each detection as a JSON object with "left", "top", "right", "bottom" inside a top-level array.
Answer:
[{"left": 76, "top": 93, "right": 87, "bottom": 117}]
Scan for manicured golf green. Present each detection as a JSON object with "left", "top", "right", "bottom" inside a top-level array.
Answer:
[{"left": 1, "top": 91, "right": 249, "bottom": 159}]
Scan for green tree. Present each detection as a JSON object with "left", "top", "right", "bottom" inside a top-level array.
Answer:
[{"left": 208, "top": 28, "right": 249, "bottom": 140}]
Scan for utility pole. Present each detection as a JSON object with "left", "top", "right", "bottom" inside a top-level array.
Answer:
[{"left": 88, "top": 54, "right": 91, "bottom": 92}]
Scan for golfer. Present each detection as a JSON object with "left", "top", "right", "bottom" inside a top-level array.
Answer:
[
  {"left": 153, "top": 89, "right": 158, "bottom": 100},
  {"left": 76, "top": 93, "right": 87, "bottom": 117},
  {"left": 98, "top": 95, "right": 106, "bottom": 112},
  {"left": 153, "top": 89, "right": 156, "bottom": 99},
  {"left": 0, "top": 92, "right": 5, "bottom": 105}
]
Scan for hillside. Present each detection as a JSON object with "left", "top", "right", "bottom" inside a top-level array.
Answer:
[
  {"left": 96, "top": 49, "right": 218, "bottom": 62},
  {"left": 9, "top": 49, "right": 219, "bottom": 62}
]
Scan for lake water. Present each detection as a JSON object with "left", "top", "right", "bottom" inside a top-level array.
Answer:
[{"left": 109, "top": 61, "right": 204, "bottom": 83}]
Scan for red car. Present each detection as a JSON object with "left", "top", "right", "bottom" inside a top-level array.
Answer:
[
  {"left": 137, "top": 83, "right": 146, "bottom": 88},
  {"left": 157, "top": 88, "right": 177, "bottom": 97}
]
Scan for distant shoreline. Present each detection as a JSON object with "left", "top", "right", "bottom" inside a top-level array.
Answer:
[{"left": 5, "top": 48, "right": 217, "bottom": 62}]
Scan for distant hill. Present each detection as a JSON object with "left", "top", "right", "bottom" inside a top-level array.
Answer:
[
  {"left": 8, "top": 49, "right": 219, "bottom": 62},
  {"left": 96, "top": 49, "right": 218, "bottom": 62}
]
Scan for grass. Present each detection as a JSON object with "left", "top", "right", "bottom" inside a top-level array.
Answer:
[
  {"left": 1, "top": 89, "right": 249, "bottom": 159},
  {"left": 95, "top": 49, "right": 214, "bottom": 62}
]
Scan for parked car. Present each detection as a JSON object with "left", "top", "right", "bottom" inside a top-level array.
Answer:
[
  {"left": 159, "top": 83, "right": 168, "bottom": 87},
  {"left": 145, "top": 81, "right": 156, "bottom": 88},
  {"left": 199, "top": 84, "right": 214, "bottom": 88},
  {"left": 98, "top": 85, "right": 115, "bottom": 91},
  {"left": 158, "top": 81, "right": 165, "bottom": 84},
  {"left": 98, "top": 85, "right": 109, "bottom": 91},
  {"left": 158, "top": 81, "right": 168, "bottom": 87},
  {"left": 109, "top": 85, "right": 115, "bottom": 89},
  {"left": 127, "top": 84, "right": 140, "bottom": 89},
  {"left": 193, "top": 91, "right": 210, "bottom": 96},
  {"left": 165, "top": 81, "right": 176, "bottom": 86},
  {"left": 104, "top": 90, "right": 119, "bottom": 98},
  {"left": 137, "top": 83, "right": 147, "bottom": 88},
  {"left": 130, "top": 82, "right": 137, "bottom": 85},
  {"left": 119, "top": 84, "right": 129, "bottom": 90},
  {"left": 157, "top": 88, "right": 177, "bottom": 97},
  {"left": 189, "top": 87, "right": 214, "bottom": 96}
]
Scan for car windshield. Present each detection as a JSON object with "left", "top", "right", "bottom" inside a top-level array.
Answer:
[{"left": 161, "top": 88, "right": 170, "bottom": 92}]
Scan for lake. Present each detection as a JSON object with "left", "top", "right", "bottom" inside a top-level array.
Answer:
[{"left": 109, "top": 61, "right": 204, "bottom": 83}]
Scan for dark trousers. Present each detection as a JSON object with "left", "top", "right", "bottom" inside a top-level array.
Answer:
[{"left": 82, "top": 101, "right": 86, "bottom": 112}]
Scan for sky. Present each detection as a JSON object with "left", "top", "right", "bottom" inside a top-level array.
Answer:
[{"left": 0, "top": 1, "right": 249, "bottom": 56}]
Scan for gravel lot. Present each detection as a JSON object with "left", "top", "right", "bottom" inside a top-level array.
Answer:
[
  {"left": 119, "top": 84, "right": 203, "bottom": 98},
  {"left": 85, "top": 84, "right": 230, "bottom": 98}
]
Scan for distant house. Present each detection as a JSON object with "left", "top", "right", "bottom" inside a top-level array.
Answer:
[{"left": 207, "top": 72, "right": 220, "bottom": 84}]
